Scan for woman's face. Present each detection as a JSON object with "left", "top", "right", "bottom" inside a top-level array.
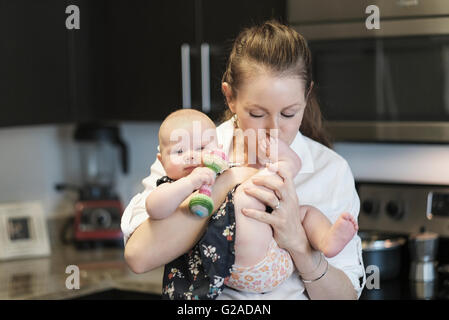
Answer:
[{"left": 223, "top": 73, "right": 307, "bottom": 146}]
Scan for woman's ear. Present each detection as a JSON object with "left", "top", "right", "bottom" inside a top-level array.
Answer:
[
  {"left": 157, "top": 152, "right": 162, "bottom": 163},
  {"left": 222, "top": 82, "right": 235, "bottom": 113}
]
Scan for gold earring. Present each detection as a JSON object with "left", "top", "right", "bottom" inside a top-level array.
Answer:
[{"left": 232, "top": 113, "right": 239, "bottom": 128}]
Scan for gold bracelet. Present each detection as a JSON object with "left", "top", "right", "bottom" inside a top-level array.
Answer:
[{"left": 301, "top": 256, "right": 329, "bottom": 284}]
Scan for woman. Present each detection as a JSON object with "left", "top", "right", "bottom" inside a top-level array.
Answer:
[{"left": 122, "top": 20, "right": 365, "bottom": 299}]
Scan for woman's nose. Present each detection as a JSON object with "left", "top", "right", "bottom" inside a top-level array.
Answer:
[{"left": 266, "top": 115, "right": 280, "bottom": 131}]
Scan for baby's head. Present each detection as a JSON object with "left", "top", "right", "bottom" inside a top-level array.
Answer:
[{"left": 157, "top": 109, "right": 218, "bottom": 180}]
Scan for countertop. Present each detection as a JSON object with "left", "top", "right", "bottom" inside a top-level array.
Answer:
[{"left": 0, "top": 245, "right": 164, "bottom": 300}]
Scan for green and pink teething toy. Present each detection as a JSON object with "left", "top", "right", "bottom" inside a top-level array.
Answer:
[{"left": 189, "top": 150, "right": 229, "bottom": 217}]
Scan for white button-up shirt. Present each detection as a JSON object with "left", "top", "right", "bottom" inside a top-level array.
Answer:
[{"left": 121, "top": 118, "right": 366, "bottom": 299}]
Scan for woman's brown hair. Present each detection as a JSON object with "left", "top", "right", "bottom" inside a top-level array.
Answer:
[{"left": 221, "top": 20, "right": 332, "bottom": 148}]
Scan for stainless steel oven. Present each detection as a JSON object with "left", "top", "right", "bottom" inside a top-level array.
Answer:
[{"left": 288, "top": 0, "right": 449, "bottom": 143}]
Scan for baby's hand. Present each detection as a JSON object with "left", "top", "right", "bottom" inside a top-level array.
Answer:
[{"left": 187, "top": 167, "right": 216, "bottom": 190}]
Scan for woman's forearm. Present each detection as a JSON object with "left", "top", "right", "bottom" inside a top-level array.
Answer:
[
  {"left": 125, "top": 197, "right": 209, "bottom": 273},
  {"left": 290, "top": 247, "right": 358, "bottom": 300},
  {"left": 125, "top": 166, "right": 259, "bottom": 273}
]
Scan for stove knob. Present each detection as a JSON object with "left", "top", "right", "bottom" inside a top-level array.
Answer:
[
  {"left": 386, "top": 201, "right": 404, "bottom": 220},
  {"left": 362, "top": 199, "right": 379, "bottom": 216}
]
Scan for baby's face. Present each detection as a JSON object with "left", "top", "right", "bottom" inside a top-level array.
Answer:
[{"left": 159, "top": 118, "right": 218, "bottom": 180}]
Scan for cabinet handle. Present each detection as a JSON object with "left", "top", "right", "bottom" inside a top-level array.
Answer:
[
  {"left": 181, "top": 44, "right": 191, "bottom": 108},
  {"left": 200, "top": 43, "right": 211, "bottom": 113}
]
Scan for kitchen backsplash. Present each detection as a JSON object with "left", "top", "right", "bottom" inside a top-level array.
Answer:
[
  {"left": 0, "top": 123, "right": 449, "bottom": 218},
  {"left": 0, "top": 122, "right": 160, "bottom": 218}
]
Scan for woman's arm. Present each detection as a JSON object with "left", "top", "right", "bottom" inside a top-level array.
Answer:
[
  {"left": 125, "top": 166, "right": 259, "bottom": 274},
  {"left": 290, "top": 246, "right": 358, "bottom": 300}
]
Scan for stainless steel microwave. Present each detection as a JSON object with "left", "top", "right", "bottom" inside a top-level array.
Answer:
[{"left": 288, "top": 0, "right": 449, "bottom": 143}]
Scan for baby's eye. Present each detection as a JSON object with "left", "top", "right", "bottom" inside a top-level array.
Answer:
[{"left": 176, "top": 149, "right": 183, "bottom": 154}]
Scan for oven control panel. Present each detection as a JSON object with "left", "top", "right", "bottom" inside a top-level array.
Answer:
[
  {"left": 357, "top": 182, "right": 449, "bottom": 237},
  {"left": 428, "top": 192, "right": 449, "bottom": 219}
]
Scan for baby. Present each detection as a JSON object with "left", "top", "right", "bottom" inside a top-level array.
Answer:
[{"left": 147, "top": 109, "right": 358, "bottom": 295}]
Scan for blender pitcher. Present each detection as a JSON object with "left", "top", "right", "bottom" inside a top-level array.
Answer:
[{"left": 74, "top": 123, "right": 128, "bottom": 200}]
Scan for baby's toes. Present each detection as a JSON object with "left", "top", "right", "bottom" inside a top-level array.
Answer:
[
  {"left": 340, "top": 212, "right": 353, "bottom": 221},
  {"left": 341, "top": 212, "right": 358, "bottom": 230}
]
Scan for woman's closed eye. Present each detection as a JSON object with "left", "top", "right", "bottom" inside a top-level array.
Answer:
[
  {"left": 281, "top": 112, "right": 295, "bottom": 118},
  {"left": 249, "top": 111, "right": 297, "bottom": 118},
  {"left": 249, "top": 112, "right": 264, "bottom": 118}
]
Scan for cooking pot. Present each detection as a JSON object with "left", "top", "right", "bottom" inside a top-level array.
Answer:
[{"left": 360, "top": 231, "right": 407, "bottom": 280}]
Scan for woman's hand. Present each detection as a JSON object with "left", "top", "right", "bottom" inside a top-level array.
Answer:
[{"left": 241, "top": 163, "right": 311, "bottom": 254}]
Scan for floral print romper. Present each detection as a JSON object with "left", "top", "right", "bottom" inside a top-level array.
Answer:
[{"left": 160, "top": 176, "right": 239, "bottom": 300}]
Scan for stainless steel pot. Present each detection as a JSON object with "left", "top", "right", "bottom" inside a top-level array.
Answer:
[
  {"left": 409, "top": 232, "right": 439, "bottom": 282},
  {"left": 360, "top": 231, "right": 407, "bottom": 280}
]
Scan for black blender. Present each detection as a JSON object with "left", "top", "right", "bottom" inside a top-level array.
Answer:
[{"left": 56, "top": 123, "right": 128, "bottom": 248}]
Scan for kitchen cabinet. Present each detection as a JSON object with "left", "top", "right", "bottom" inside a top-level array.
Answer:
[
  {"left": 101, "top": 1, "right": 195, "bottom": 122},
  {"left": 0, "top": 0, "right": 71, "bottom": 127},
  {"left": 0, "top": 0, "right": 104, "bottom": 127},
  {"left": 102, "top": 0, "right": 286, "bottom": 122},
  {"left": 0, "top": 0, "right": 285, "bottom": 127},
  {"left": 177, "top": 0, "right": 287, "bottom": 122}
]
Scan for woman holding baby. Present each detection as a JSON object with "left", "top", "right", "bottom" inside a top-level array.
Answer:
[{"left": 121, "top": 20, "right": 366, "bottom": 300}]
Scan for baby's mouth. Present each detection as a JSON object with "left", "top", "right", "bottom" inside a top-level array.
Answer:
[{"left": 184, "top": 165, "right": 198, "bottom": 171}]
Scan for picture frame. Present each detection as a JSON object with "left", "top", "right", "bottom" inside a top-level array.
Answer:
[{"left": 0, "top": 202, "right": 51, "bottom": 261}]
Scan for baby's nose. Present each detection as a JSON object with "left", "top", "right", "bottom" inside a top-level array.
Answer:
[{"left": 184, "top": 151, "right": 201, "bottom": 165}]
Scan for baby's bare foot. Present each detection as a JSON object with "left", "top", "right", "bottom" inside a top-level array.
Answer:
[
  {"left": 320, "top": 212, "right": 358, "bottom": 258},
  {"left": 259, "top": 136, "right": 302, "bottom": 175}
]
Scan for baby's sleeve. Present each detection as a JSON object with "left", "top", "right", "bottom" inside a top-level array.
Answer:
[
  {"left": 326, "top": 160, "right": 366, "bottom": 299},
  {"left": 120, "top": 157, "right": 166, "bottom": 244}
]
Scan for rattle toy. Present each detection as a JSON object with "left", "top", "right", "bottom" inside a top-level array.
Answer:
[{"left": 189, "top": 149, "right": 229, "bottom": 217}]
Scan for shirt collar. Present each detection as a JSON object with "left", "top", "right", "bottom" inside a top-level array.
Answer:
[
  {"left": 290, "top": 130, "right": 315, "bottom": 174},
  {"left": 217, "top": 118, "right": 235, "bottom": 157},
  {"left": 217, "top": 118, "right": 315, "bottom": 174}
]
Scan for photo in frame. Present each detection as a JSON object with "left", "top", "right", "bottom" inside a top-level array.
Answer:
[{"left": 0, "top": 202, "right": 51, "bottom": 261}]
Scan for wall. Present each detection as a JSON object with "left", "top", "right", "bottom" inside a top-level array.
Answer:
[
  {"left": 0, "top": 122, "right": 161, "bottom": 218},
  {"left": 1, "top": 123, "right": 449, "bottom": 219}
]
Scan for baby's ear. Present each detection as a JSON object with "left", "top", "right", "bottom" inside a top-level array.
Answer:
[{"left": 218, "top": 143, "right": 223, "bottom": 150}]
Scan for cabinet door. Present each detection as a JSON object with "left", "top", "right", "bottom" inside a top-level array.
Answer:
[
  {"left": 201, "top": 0, "right": 286, "bottom": 44},
  {"left": 68, "top": 0, "right": 107, "bottom": 123},
  {"left": 200, "top": 0, "right": 286, "bottom": 122},
  {"left": 0, "top": 0, "right": 70, "bottom": 127},
  {"left": 102, "top": 0, "right": 196, "bottom": 122}
]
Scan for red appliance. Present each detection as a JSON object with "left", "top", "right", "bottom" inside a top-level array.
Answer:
[
  {"left": 57, "top": 123, "right": 128, "bottom": 248},
  {"left": 74, "top": 200, "right": 123, "bottom": 244}
]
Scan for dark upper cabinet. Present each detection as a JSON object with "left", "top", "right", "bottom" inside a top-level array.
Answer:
[
  {"left": 0, "top": 0, "right": 71, "bottom": 127},
  {"left": 0, "top": 0, "right": 285, "bottom": 127},
  {"left": 201, "top": 0, "right": 286, "bottom": 44},
  {"left": 101, "top": 0, "right": 285, "bottom": 123},
  {"left": 100, "top": 1, "right": 196, "bottom": 122},
  {"left": 175, "top": 0, "right": 286, "bottom": 122},
  {"left": 69, "top": 0, "right": 107, "bottom": 123}
]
